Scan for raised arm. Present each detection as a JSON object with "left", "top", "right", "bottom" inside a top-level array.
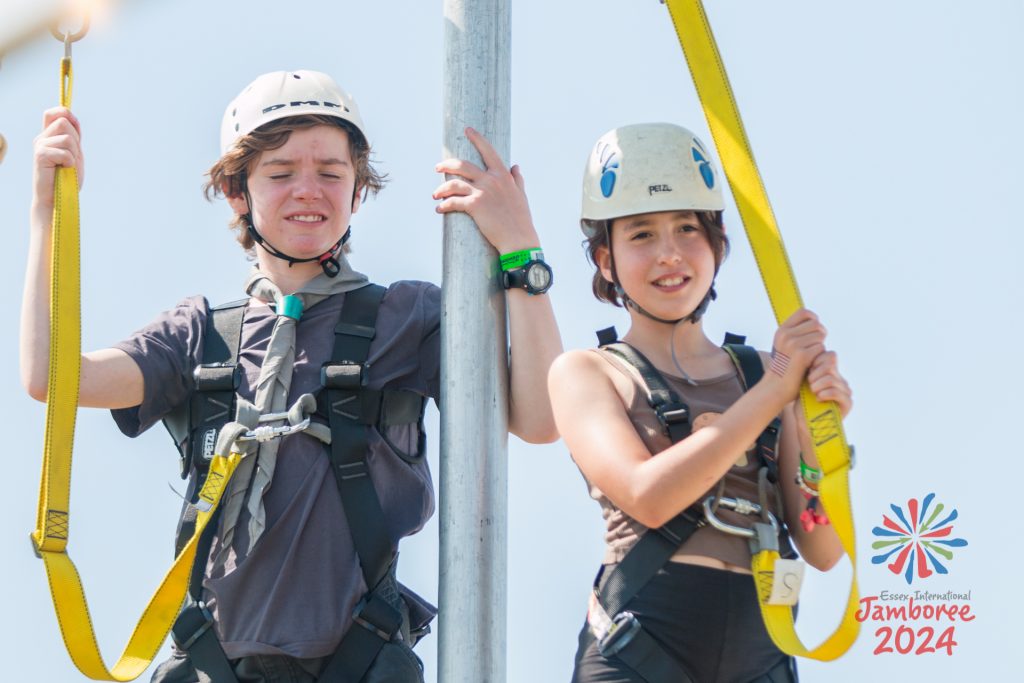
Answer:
[
  {"left": 549, "top": 309, "right": 830, "bottom": 530},
  {"left": 21, "top": 107, "right": 143, "bottom": 409},
  {"left": 434, "top": 127, "right": 562, "bottom": 443}
]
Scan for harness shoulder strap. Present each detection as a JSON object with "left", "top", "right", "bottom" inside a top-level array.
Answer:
[
  {"left": 168, "top": 299, "right": 247, "bottom": 683},
  {"left": 601, "top": 342, "right": 692, "bottom": 443},
  {"left": 162, "top": 298, "right": 246, "bottom": 475},
  {"left": 588, "top": 340, "right": 699, "bottom": 680},
  {"left": 319, "top": 284, "right": 407, "bottom": 683},
  {"left": 722, "top": 339, "right": 781, "bottom": 481},
  {"left": 165, "top": 299, "right": 246, "bottom": 557}
]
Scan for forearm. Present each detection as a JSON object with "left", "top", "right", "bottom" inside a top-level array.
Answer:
[
  {"left": 780, "top": 403, "right": 844, "bottom": 569},
  {"left": 20, "top": 203, "right": 55, "bottom": 400},
  {"left": 506, "top": 288, "right": 562, "bottom": 443},
  {"left": 626, "top": 378, "right": 792, "bottom": 528}
]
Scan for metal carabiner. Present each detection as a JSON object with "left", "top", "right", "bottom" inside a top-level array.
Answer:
[
  {"left": 702, "top": 495, "right": 779, "bottom": 539},
  {"left": 237, "top": 411, "right": 313, "bottom": 443}
]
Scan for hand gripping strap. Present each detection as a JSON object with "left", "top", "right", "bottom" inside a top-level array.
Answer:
[
  {"left": 29, "top": 57, "right": 252, "bottom": 681},
  {"left": 665, "top": 0, "right": 860, "bottom": 660}
]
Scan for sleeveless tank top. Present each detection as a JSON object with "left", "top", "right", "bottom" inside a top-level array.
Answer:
[{"left": 585, "top": 346, "right": 794, "bottom": 567}]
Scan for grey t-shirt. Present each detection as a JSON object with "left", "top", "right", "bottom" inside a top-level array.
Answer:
[{"left": 112, "top": 280, "right": 440, "bottom": 659}]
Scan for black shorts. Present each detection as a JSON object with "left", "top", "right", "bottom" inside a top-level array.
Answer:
[{"left": 572, "top": 563, "right": 797, "bottom": 683}]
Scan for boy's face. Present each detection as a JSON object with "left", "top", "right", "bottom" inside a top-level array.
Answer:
[{"left": 228, "top": 124, "right": 360, "bottom": 265}]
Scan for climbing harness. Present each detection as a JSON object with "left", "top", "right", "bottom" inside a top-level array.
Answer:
[
  {"left": 662, "top": 0, "right": 860, "bottom": 660},
  {"left": 165, "top": 285, "right": 432, "bottom": 682},
  {"left": 586, "top": 329, "right": 790, "bottom": 682}
]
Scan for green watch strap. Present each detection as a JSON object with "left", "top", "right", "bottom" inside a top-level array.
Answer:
[{"left": 499, "top": 247, "right": 543, "bottom": 272}]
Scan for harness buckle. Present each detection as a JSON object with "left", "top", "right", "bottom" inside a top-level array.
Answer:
[
  {"left": 193, "top": 363, "right": 240, "bottom": 391},
  {"left": 321, "top": 361, "right": 365, "bottom": 390},
  {"left": 352, "top": 593, "right": 402, "bottom": 642},
  {"left": 654, "top": 402, "right": 689, "bottom": 433},
  {"left": 172, "top": 601, "right": 215, "bottom": 651},
  {"left": 597, "top": 611, "right": 642, "bottom": 658}
]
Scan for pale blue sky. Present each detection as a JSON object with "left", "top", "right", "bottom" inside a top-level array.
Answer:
[{"left": 1, "top": 1, "right": 1021, "bottom": 680}]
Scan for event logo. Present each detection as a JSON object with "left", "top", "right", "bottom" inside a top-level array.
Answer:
[
  {"left": 871, "top": 493, "right": 968, "bottom": 584},
  {"left": 859, "top": 493, "right": 973, "bottom": 656}
]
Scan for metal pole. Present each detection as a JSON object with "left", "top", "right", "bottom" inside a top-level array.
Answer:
[{"left": 439, "top": 1, "right": 510, "bottom": 682}]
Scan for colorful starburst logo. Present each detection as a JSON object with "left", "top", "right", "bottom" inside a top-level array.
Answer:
[{"left": 871, "top": 493, "right": 968, "bottom": 584}]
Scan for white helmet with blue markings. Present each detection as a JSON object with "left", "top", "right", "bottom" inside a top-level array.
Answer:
[{"left": 580, "top": 123, "right": 724, "bottom": 235}]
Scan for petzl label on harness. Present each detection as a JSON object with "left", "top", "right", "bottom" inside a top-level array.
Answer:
[
  {"left": 202, "top": 429, "right": 217, "bottom": 460},
  {"left": 765, "top": 559, "right": 804, "bottom": 606}
]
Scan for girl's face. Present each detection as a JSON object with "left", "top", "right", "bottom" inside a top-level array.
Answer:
[
  {"left": 598, "top": 210, "right": 717, "bottom": 322},
  {"left": 229, "top": 124, "right": 359, "bottom": 262}
]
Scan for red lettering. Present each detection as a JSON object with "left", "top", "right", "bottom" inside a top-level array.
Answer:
[
  {"left": 856, "top": 596, "right": 877, "bottom": 622},
  {"left": 915, "top": 627, "right": 936, "bottom": 655},
  {"left": 894, "top": 625, "right": 914, "bottom": 654},
  {"left": 874, "top": 626, "right": 894, "bottom": 654},
  {"left": 936, "top": 626, "right": 958, "bottom": 655}
]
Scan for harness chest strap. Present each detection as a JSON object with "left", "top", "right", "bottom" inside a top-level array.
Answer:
[
  {"left": 665, "top": 0, "right": 860, "bottom": 659},
  {"left": 171, "top": 284, "right": 429, "bottom": 683}
]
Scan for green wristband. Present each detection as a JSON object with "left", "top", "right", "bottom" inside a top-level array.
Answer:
[
  {"left": 499, "top": 247, "right": 543, "bottom": 272},
  {"left": 799, "top": 454, "right": 823, "bottom": 485}
]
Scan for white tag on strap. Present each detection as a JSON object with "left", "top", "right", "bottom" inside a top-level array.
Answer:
[{"left": 766, "top": 559, "right": 805, "bottom": 606}]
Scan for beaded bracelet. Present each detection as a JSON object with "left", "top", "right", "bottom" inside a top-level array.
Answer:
[
  {"left": 794, "top": 470, "right": 819, "bottom": 498},
  {"left": 795, "top": 453, "right": 829, "bottom": 531}
]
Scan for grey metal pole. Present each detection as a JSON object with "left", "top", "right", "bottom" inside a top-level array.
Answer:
[{"left": 439, "top": 1, "right": 510, "bottom": 682}]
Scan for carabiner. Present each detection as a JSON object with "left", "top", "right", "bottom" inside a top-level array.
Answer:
[{"left": 702, "top": 495, "right": 779, "bottom": 539}]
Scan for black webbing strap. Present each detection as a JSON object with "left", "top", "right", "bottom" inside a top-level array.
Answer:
[
  {"left": 602, "top": 343, "right": 692, "bottom": 443},
  {"left": 722, "top": 341, "right": 782, "bottom": 483},
  {"left": 609, "top": 627, "right": 695, "bottom": 682},
  {"left": 171, "top": 597, "right": 238, "bottom": 683},
  {"left": 172, "top": 506, "right": 239, "bottom": 683},
  {"left": 319, "top": 284, "right": 404, "bottom": 683},
  {"left": 314, "top": 387, "right": 423, "bottom": 428},
  {"left": 598, "top": 508, "right": 704, "bottom": 619},
  {"left": 591, "top": 340, "right": 699, "bottom": 681},
  {"left": 171, "top": 299, "right": 246, "bottom": 557},
  {"left": 168, "top": 300, "right": 247, "bottom": 683}
]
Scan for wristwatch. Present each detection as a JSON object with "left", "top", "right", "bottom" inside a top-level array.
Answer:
[{"left": 501, "top": 252, "right": 553, "bottom": 295}]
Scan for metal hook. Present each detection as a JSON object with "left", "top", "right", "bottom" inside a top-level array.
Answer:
[{"left": 50, "top": 13, "right": 90, "bottom": 58}]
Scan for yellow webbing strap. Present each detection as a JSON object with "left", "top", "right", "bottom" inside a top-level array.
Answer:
[
  {"left": 664, "top": 0, "right": 860, "bottom": 660},
  {"left": 30, "top": 58, "right": 243, "bottom": 681}
]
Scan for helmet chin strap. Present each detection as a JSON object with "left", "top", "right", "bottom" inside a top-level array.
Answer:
[
  {"left": 613, "top": 281, "right": 716, "bottom": 325},
  {"left": 242, "top": 187, "right": 349, "bottom": 277}
]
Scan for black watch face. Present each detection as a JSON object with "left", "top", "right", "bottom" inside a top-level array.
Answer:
[{"left": 525, "top": 261, "right": 552, "bottom": 292}]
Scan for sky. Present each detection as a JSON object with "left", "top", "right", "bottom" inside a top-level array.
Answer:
[{"left": 1, "top": 0, "right": 1021, "bottom": 681}]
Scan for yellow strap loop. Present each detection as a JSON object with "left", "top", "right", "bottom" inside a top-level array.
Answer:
[
  {"left": 664, "top": 0, "right": 860, "bottom": 660},
  {"left": 31, "top": 51, "right": 244, "bottom": 681}
]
